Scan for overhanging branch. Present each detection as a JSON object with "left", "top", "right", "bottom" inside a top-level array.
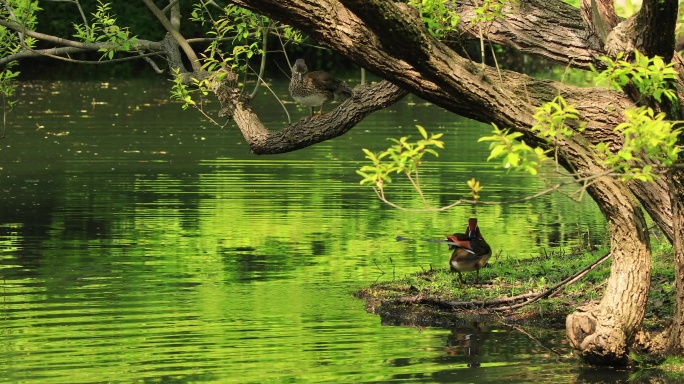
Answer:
[{"left": 214, "top": 73, "right": 408, "bottom": 154}]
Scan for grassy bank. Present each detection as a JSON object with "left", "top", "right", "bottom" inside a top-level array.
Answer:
[{"left": 356, "top": 237, "right": 675, "bottom": 330}]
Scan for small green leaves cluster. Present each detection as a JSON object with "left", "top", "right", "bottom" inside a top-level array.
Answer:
[
  {"left": 591, "top": 51, "right": 682, "bottom": 181},
  {"left": 471, "top": 0, "right": 518, "bottom": 25},
  {"left": 357, "top": 125, "right": 444, "bottom": 189},
  {"left": 532, "top": 96, "right": 584, "bottom": 141},
  {"left": 169, "top": 68, "right": 222, "bottom": 109},
  {"left": 169, "top": 68, "right": 224, "bottom": 126},
  {"left": 0, "top": 0, "right": 41, "bottom": 135},
  {"left": 73, "top": 1, "right": 137, "bottom": 59},
  {"left": 407, "top": 0, "right": 460, "bottom": 39},
  {"left": 191, "top": 3, "right": 268, "bottom": 72},
  {"left": 532, "top": 95, "right": 584, "bottom": 164},
  {"left": 467, "top": 178, "right": 483, "bottom": 201},
  {"left": 478, "top": 124, "right": 548, "bottom": 175},
  {"left": 592, "top": 51, "right": 678, "bottom": 103},
  {"left": 0, "top": 0, "right": 40, "bottom": 54},
  {"left": 281, "top": 26, "right": 303, "bottom": 44},
  {"left": 0, "top": 67, "right": 19, "bottom": 109},
  {"left": 594, "top": 107, "right": 682, "bottom": 181},
  {"left": 169, "top": 68, "right": 197, "bottom": 110}
]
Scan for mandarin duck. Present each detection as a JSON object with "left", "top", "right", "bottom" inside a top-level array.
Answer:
[
  {"left": 289, "top": 58, "right": 353, "bottom": 117},
  {"left": 447, "top": 218, "right": 492, "bottom": 285}
]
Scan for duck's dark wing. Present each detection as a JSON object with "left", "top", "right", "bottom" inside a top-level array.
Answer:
[
  {"left": 308, "top": 71, "right": 352, "bottom": 100},
  {"left": 470, "top": 238, "right": 491, "bottom": 256}
]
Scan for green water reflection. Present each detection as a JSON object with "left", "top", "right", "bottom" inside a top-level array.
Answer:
[{"left": 1, "top": 79, "right": 609, "bottom": 382}]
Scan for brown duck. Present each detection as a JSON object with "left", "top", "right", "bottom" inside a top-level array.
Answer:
[
  {"left": 289, "top": 58, "right": 352, "bottom": 116},
  {"left": 447, "top": 218, "right": 492, "bottom": 285}
]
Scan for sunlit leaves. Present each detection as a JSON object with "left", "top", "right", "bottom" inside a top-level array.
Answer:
[
  {"left": 72, "top": 1, "right": 138, "bottom": 59},
  {"left": 282, "top": 26, "right": 303, "bottom": 43},
  {"left": 467, "top": 178, "right": 483, "bottom": 201},
  {"left": 169, "top": 68, "right": 196, "bottom": 110},
  {"left": 357, "top": 125, "right": 444, "bottom": 197},
  {"left": 406, "top": 0, "right": 460, "bottom": 39},
  {"left": 592, "top": 50, "right": 678, "bottom": 103},
  {"left": 531, "top": 95, "right": 584, "bottom": 165},
  {"left": 589, "top": 50, "right": 682, "bottom": 181},
  {"left": 471, "top": 0, "right": 518, "bottom": 24},
  {"left": 0, "top": 66, "right": 19, "bottom": 131},
  {"left": 532, "top": 96, "right": 583, "bottom": 141},
  {"left": 0, "top": 0, "right": 40, "bottom": 54},
  {"left": 478, "top": 124, "right": 548, "bottom": 175},
  {"left": 0, "top": 0, "right": 41, "bottom": 134},
  {"left": 356, "top": 148, "right": 397, "bottom": 188},
  {"left": 191, "top": 2, "right": 270, "bottom": 73},
  {"left": 594, "top": 107, "right": 682, "bottom": 181},
  {"left": 0, "top": 67, "right": 19, "bottom": 102}
]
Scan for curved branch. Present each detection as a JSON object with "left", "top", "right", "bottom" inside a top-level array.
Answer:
[
  {"left": 24, "top": 48, "right": 161, "bottom": 64},
  {"left": 161, "top": 0, "right": 181, "bottom": 15},
  {"left": 249, "top": 21, "right": 269, "bottom": 99},
  {"left": 0, "top": 19, "right": 162, "bottom": 53},
  {"left": 0, "top": 46, "right": 86, "bottom": 65},
  {"left": 214, "top": 73, "right": 407, "bottom": 154},
  {"left": 142, "top": 0, "right": 201, "bottom": 72},
  {"left": 229, "top": 0, "right": 630, "bottom": 133}
]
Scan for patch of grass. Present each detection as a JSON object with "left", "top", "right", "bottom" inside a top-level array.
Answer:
[
  {"left": 357, "top": 234, "right": 675, "bottom": 329},
  {"left": 661, "top": 356, "right": 684, "bottom": 374},
  {"left": 627, "top": 355, "right": 684, "bottom": 381},
  {"left": 357, "top": 247, "right": 613, "bottom": 326}
]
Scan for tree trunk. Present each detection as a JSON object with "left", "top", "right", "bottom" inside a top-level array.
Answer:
[
  {"left": 664, "top": 165, "right": 684, "bottom": 353},
  {"left": 565, "top": 187, "right": 651, "bottom": 365}
]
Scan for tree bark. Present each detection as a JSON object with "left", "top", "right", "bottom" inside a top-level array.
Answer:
[
  {"left": 565, "top": 178, "right": 651, "bottom": 365},
  {"left": 453, "top": 0, "right": 603, "bottom": 68},
  {"left": 664, "top": 168, "right": 684, "bottom": 354},
  {"left": 580, "top": 0, "right": 619, "bottom": 46}
]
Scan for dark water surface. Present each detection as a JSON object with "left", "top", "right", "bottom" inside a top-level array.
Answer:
[{"left": 0, "top": 79, "right": 619, "bottom": 382}]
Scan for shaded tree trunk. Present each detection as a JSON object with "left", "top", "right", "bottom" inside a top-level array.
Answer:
[
  {"left": 565, "top": 177, "right": 651, "bottom": 365},
  {"left": 664, "top": 168, "right": 684, "bottom": 354}
]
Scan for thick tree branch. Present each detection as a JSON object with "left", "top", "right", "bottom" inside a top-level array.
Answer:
[
  {"left": 214, "top": 75, "right": 408, "bottom": 154},
  {"left": 228, "top": 0, "right": 627, "bottom": 134},
  {"left": 456, "top": 0, "right": 603, "bottom": 68}
]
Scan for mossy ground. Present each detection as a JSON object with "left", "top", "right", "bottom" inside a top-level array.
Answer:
[{"left": 356, "top": 238, "right": 675, "bottom": 330}]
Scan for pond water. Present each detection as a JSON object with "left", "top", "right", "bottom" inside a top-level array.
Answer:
[{"left": 0, "top": 78, "right": 619, "bottom": 382}]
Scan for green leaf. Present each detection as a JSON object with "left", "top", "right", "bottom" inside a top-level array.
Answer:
[{"left": 416, "top": 125, "right": 428, "bottom": 139}]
